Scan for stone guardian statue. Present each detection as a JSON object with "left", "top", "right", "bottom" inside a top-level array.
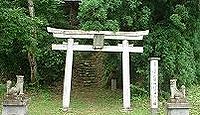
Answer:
[
  {"left": 167, "top": 79, "right": 189, "bottom": 115},
  {"left": 6, "top": 75, "right": 24, "bottom": 95},
  {"left": 170, "top": 79, "right": 186, "bottom": 101},
  {"left": 2, "top": 75, "right": 28, "bottom": 115}
]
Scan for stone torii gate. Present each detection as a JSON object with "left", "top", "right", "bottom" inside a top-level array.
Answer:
[{"left": 47, "top": 27, "right": 149, "bottom": 111}]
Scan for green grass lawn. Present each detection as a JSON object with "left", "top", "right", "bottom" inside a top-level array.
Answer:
[
  {"left": 28, "top": 88, "right": 151, "bottom": 115},
  {"left": 1, "top": 85, "right": 200, "bottom": 115}
]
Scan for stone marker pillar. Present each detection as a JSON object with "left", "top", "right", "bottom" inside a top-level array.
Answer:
[
  {"left": 2, "top": 75, "right": 29, "bottom": 115},
  {"left": 166, "top": 79, "right": 190, "bottom": 115},
  {"left": 111, "top": 79, "right": 117, "bottom": 90},
  {"left": 149, "top": 57, "right": 160, "bottom": 115}
]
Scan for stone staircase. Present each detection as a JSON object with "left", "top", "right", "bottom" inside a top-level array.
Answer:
[{"left": 72, "top": 52, "right": 105, "bottom": 88}]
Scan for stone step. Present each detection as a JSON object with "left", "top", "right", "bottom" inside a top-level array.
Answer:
[
  {"left": 72, "top": 53, "right": 104, "bottom": 87},
  {"left": 76, "top": 69, "right": 95, "bottom": 71},
  {"left": 83, "top": 80, "right": 94, "bottom": 83},
  {"left": 81, "top": 77, "right": 96, "bottom": 81},
  {"left": 78, "top": 74, "right": 95, "bottom": 76}
]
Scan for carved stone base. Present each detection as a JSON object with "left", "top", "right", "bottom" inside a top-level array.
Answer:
[
  {"left": 166, "top": 102, "right": 189, "bottom": 115},
  {"left": 2, "top": 95, "right": 29, "bottom": 115}
]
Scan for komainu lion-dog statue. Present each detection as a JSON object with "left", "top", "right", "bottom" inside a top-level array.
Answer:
[
  {"left": 170, "top": 79, "right": 186, "bottom": 102},
  {"left": 7, "top": 75, "right": 24, "bottom": 96}
]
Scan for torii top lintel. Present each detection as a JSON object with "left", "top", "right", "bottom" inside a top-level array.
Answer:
[{"left": 47, "top": 27, "right": 149, "bottom": 40}]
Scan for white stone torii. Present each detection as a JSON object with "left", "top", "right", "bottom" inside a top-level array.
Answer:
[{"left": 47, "top": 27, "right": 149, "bottom": 111}]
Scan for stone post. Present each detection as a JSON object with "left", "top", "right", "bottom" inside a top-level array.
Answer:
[
  {"left": 149, "top": 57, "right": 160, "bottom": 115},
  {"left": 111, "top": 79, "right": 117, "bottom": 90}
]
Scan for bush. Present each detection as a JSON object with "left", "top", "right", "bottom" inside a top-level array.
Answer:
[{"left": 0, "top": 83, "right": 6, "bottom": 96}]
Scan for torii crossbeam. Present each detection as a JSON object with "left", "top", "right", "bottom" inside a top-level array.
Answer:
[{"left": 47, "top": 27, "right": 149, "bottom": 111}]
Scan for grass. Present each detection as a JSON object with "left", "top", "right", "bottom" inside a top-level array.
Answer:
[
  {"left": 28, "top": 88, "right": 151, "bottom": 115},
  {"left": 0, "top": 85, "right": 200, "bottom": 115},
  {"left": 188, "top": 85, "right": 200, "bottom": 115}
]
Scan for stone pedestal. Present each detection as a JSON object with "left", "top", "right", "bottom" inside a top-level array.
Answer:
[
  {"left": 166, "top": 103, "right": 189, "bottom": 115},
  {"left": 2, "top": 95, "right": 29, "bottom": 115}
]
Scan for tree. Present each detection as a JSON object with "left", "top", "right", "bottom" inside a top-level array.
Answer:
[
  {"left": 78, "top": 0, "right": 200, "bottom": 95},
  {"left": 0, "top": 2, "right": 41, "bottom": 81},
  {"left": 1, "top": 0, "right": 200, "bottom": 94},
  {"left": 27, "top": 0, "right": 37, "bottom": 82}
]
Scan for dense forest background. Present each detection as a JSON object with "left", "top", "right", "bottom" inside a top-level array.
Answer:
[{"left": 0, "top": 0, "right": 200, "bottom": 96}]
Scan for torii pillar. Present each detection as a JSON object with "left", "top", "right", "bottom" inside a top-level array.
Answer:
[
  {"left": 63, "top": 39, "right": 74, "bottom": 111},
  {"left": 122, "top": 40, "right": 131, "bottom": 111}
]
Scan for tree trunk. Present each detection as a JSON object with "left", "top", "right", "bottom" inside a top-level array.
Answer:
[
  {"left": 28, "top": 52, "right": 37, "bottom": 82},
  {"left": 28, "top": 0, "right": 37, "bottom": 82}
]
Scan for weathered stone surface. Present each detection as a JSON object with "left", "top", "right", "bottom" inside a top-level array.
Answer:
[
  {"left": 167, "top": 103, "right": 189, "bottom": 108},
  {"left": 2, "top": 106, "right": 28, "bottom": 115},
  {"left": 73, "top": 53, "right": 105, "bottom": 87},
  {"left": 170, "top": 79, "right": 186, "bottom": 101},
  {"left": 111, "top": 79, "right": 117, "bottom": 90},
  {"left": 93, "top": 34, "right": 104, "bottom": 49},
  {"left": 2, "top": 95, "right": 29, "bottom": 115},
  {"left": 166, "top": 79, "right": 190, "bottom": 115},
  {"left": 7, "top": 75, "right": 24, "bottom": 96},
  {"left": 166, "top": 103, "right": 189, "bottom": 115}
]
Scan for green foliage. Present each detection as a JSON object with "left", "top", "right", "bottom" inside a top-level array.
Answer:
[
  {"left": 0, "top": 0, "right": 200, "bottom": 97},
  {"left": 103, "top": 54, "right": 121, "bottom": 86},
  {"left": 33, "top": 0, "right": 68, "bottom": 84},
  {"left": 170, "top": 14, "right": 186, "bottom": 29},
  {"left": 78, "top": 0, "right": 200, "bottom": 95},
  {"left": 132, "top": 23, "right": 197, "bottom": 92},
  {"left": 151, "top": 26, "right": 196, "bottom": 87},
  {"left": 0, "top": 6, "right": 41, "bottom": 77},
  {"left": 34, "top": 0, "right": 69, "bottom": 28},
  {"left": 0, "top": 84, "right": 6, "bottom": 96},
  {"left": 170, "top": 5, "right": 189, "bottom": 30},
  {"left": 78, "top": 0, "right": 150, "bottom": 31},
  {"left": 78, "top": 0, "right": 120, "bottom": 31},
  {"left": 0, "top": 0, "right": 67, "bottom": 84},
  {"left": 130, "top": 84, "right": 148, "bottom": 97}
]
